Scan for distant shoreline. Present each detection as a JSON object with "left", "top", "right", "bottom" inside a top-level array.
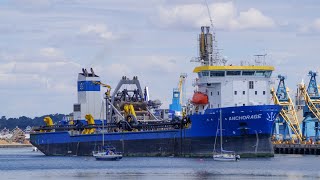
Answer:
[{"left": 0, "top": 144, "right": 33, "bottom": 148}]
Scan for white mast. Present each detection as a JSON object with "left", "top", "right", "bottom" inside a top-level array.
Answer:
[
  {"left": 101, "top": 100, "right": 105, "bottom": 146},
  {"left": 220, "top": 109, "right": 223, "bottom": 152}
]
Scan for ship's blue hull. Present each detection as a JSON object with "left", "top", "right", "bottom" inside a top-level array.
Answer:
[{"left": 30, "top": 105, "right": 281, "bottom": 157}]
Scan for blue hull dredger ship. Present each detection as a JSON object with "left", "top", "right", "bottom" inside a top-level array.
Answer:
[{"left": 30, "top": 26, "right": 281, "bottom": 157}]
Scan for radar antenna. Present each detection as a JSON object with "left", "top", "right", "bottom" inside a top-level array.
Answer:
[{"left": 254, "top": 54, "right": 267, "bottom": 65}]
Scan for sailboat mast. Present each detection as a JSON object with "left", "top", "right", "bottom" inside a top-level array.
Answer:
[
  {"left": 102, "top": 100, "right": 105, "bottom": 146},
  {"left": 220, "top": 109, "right": 223, "bottom": 152}
]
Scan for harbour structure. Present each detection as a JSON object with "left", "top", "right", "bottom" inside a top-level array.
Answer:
[
  {"left": 271, "top": 75, "right": 302, "bottom": 143},
  {"left": 273, "top": 71, "right": 320, "bottom": 143},
  {"left": 30, "top": 26, "right": 281, "bottom": 157},
  {"left": 272, "top": 71, "right": 320, "bottom": 155},
  {"left": 299, "top": 71, "right": 320, "bottom": 142},
  {"left": 169, "top": 74, "right": 187, "bottom": 119}
]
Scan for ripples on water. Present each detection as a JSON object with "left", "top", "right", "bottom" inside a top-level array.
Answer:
[{"left": 0, "top": 148, "right": 319, "bottom": 180}]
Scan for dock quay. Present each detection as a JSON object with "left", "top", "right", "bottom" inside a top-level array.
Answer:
[{"left": 274, "top": 144, "right": 320, "bottom": 155}]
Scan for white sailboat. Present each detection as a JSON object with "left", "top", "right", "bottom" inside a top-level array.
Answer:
[
  {"left": 213, "top": 109, "right": 240, "bottom": 161},
  {"left": 93, "top": 101, "right": 122, "bottom": 161},
  {"left": 93, "top": 146, "right": 123, "bottom": 161}
]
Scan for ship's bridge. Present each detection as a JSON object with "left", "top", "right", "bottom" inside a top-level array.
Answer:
[
  {"left": 193, "top": 65, "right": 275, "bottom": 109},
  {"left": 193, "top": 65, "right": 274, "bottom": 78}
]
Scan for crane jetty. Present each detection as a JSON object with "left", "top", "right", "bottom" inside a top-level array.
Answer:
[{"left": 272, "top": 71, "right": 320, "bottom": 155}]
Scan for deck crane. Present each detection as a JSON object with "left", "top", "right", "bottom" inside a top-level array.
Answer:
[
  {"left": 271, "top": 75, "right": 302, "bottom": 142},
  {"left": 178, "top": 73, "right": 187, "bottom": 105},
  {"left": 93, "top": 81, "right": 112, "bottom": 98},
  {"left": 299, "top": 71, "right": 320, "bottom": 141},
  {"left": 169, "top": 74, "right": 187, "bottom": 119}
]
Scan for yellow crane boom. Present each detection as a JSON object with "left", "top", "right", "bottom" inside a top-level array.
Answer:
[
  {"left": 93, "top": 81, "right": 112, "bottom": 97},
  {"left": 271, "top": 87, "right": 302, "bottom": 142},
  {"left": 299, "top": 84, "right": 320, "bottom": 121},
  {"left": 178, "top": 74, "right": 187, "bottom": 105}
]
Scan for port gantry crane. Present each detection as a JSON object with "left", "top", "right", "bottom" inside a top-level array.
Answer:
[
  {"left": 271, "top": 75, "right": 302, "bottom": 142},
  {"left": 299, "top": 71, "right": 320, "bottom": 141}
]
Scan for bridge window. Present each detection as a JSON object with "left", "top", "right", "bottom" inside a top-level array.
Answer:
[
  {"left": 226, "top": 71, "right": 241, "bottom": 76},
  {"left": 198, "top": 72, "right": 202, "bottom": 78},
  {"left": 210, "top": 71, "right": 225, "bottom": 77},
  {"left": 202, "top": 71, "right": 209, "bottom": 77},
  {"left": 265, "top": 71, "right": 272, "bottom": 78},
  {"left": 242, "top": 71, "right": 255, "bottom": 76},
  {"left": 256, "top": 71, "right": 267, "bottom": 76}
]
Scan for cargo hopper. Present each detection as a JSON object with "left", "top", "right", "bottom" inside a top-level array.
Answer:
[{"left": 30, "top": 27, "right": 281, "bottom": 157}]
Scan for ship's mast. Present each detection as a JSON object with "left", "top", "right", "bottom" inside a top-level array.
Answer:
[
  {"left": 197, "top": 0, "right": 226, "bottom": 66},
  {"left": 219, "top": 109, "right": 223, "bottom": 152}
]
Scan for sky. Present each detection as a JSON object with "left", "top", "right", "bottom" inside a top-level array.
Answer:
[{"left": 1, "top": 0, "right": 320, "bottom": 118}]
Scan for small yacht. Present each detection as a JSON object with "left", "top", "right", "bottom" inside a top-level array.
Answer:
[
  {"left": 93, "top": 146, "right": 122, "bottom": 161},
  {"left": 213, "top": 109, "right": 240, "bottom": 162},
  {"left": 213, "top": 150, "right": 240, "bottom": 162}
]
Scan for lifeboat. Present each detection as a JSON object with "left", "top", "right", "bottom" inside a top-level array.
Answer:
[{"left": 192, "top": 92, "right": 208, "bottom": 105}]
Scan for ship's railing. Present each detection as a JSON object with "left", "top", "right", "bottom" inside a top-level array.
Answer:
[{"left": 31, "top": 119, "right": 187, "bottom": 133}]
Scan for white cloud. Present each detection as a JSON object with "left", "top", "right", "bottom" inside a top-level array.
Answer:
[
  {"left": 80, "top": 24, "right": 116, "bottom": 41},
  {"left": 233, "top": 8, "right": 275, "bottom": 30},
  {"left": 0, "top": 47, "right": 68, "bottom": 62},
  {"left": 156, "top": 2, "right": 275, "bottom": 30},
  {"left": 40, "top": 47, "right": 63, "bottom": 58},
  {"left": 0, "top": 61, "right": 80, "bottom": 89},
  {"left": 135, "top": 56, "right": 179, "bottom": 73},
  {"left": 299, "top": 18, "right": 320, "bottom": 34},
  {"left": 0, "top": 47, "right": 81, "bottom": 95},
  {"left": 268, "top": 51, "right": 297, "bottom": 66},
  {"left": 0, "top": 73, "right": 47, "bottom": 90},
  {"left": 95, "top": 55, "right": 179, "bottom": 83},
  {"left": 97, "top": 63, "right": 132, "bottom": 81},
  {"left": 0, "top": 62, "right": 16, "bottom": 74},
  {"left": 1, "top": 0, "right": 318, "bottom": 118}
]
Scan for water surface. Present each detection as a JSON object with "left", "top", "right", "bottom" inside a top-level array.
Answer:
[{"left": 0, "top": 148, "right": 318, "bottom": 179}]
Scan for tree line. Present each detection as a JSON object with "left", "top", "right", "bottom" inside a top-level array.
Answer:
[{"left": 0, "top": 114, "right": 66, "bottom": 130}]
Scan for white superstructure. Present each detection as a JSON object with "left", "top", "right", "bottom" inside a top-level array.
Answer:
[
  {"left": 191, "top": 26, "right": 275, "bottom": 112},
  {"left": 73, "top": 68, "right": 105, "bottom": 121},
  {"left": 194, "top": 66, "right": 274, "bottom": 109}
]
